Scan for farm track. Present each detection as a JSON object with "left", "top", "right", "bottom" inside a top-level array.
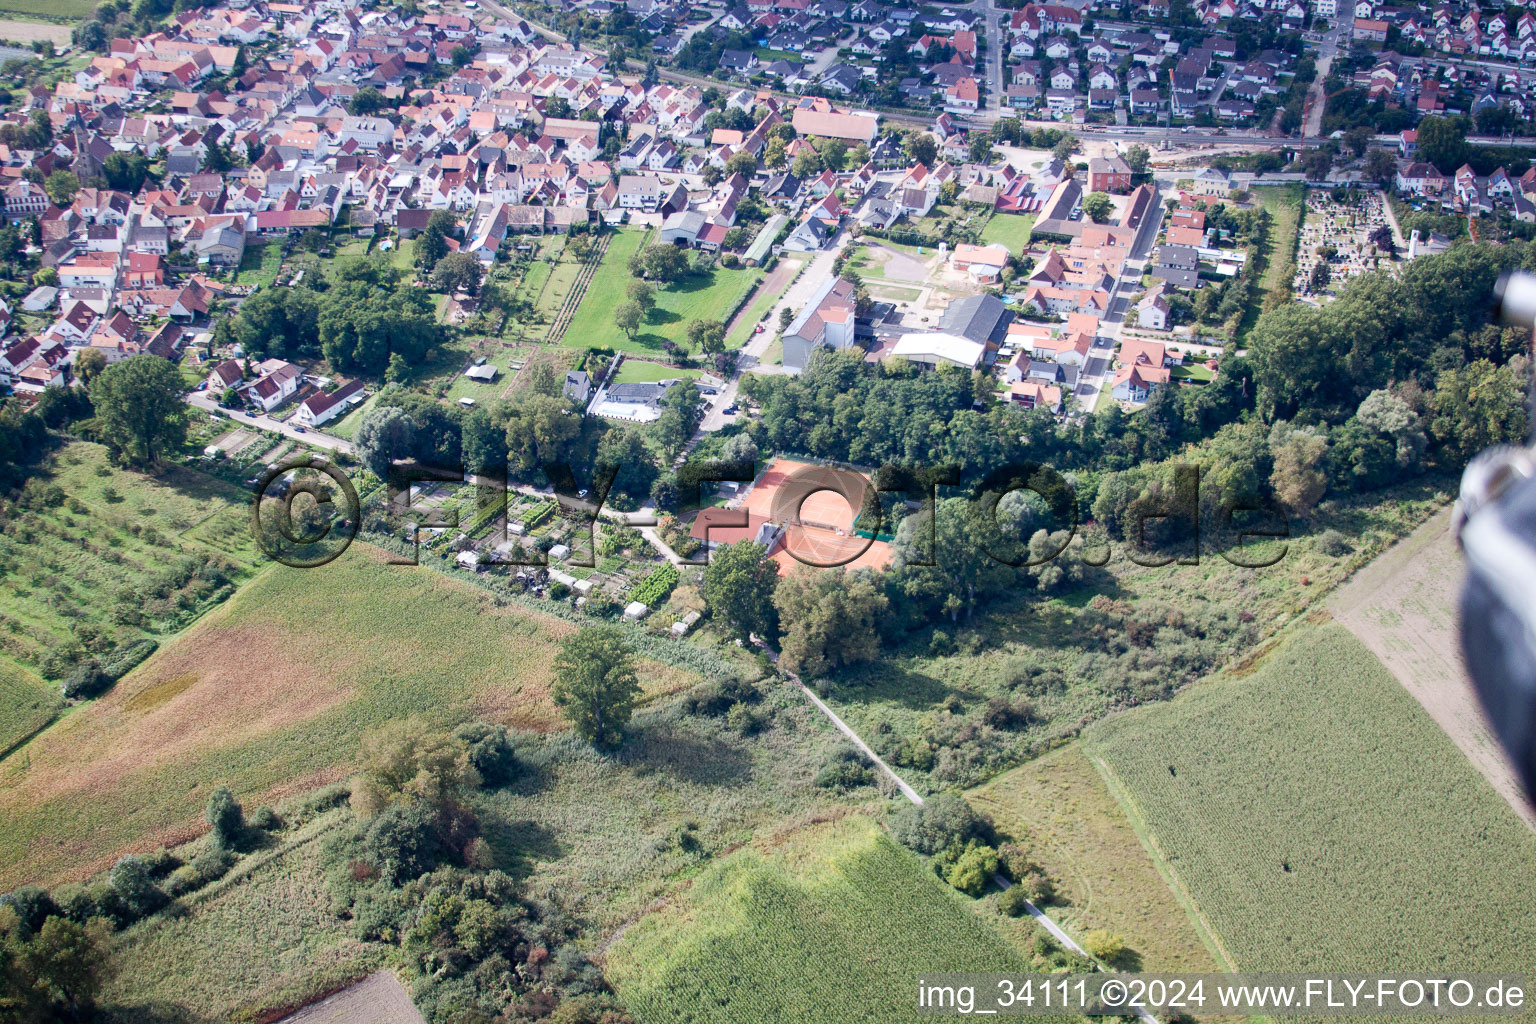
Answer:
[{"left": 545, "top": 234, "right": 611, "bottom": 347}]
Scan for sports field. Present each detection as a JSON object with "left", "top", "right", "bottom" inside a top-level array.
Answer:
[
  {"left": 1085, "top": 622, "right": 1536, "bottom": 979},
  {"left": 0, "top": 544, "right": 703, "bottom": 888},
  {"left": 607, "top": 816, "right": 1045, "bottom": 1024}
]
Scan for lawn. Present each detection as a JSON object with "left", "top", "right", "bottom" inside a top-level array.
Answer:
[
  {"left": 612, "top": 358, "right": 699, "bottom": 385},
  {"left": 0, "top": 441, "right": 260, "bottom": 684},
  {"left": 0, "top": 543, "right": 707, "bottom": 889},
  {"left": 562, "top": 230, "right": 764, "bottom": 355},
  {"left": 1234, "top": 183, "right": 1305, "bottom": 341},
  {"left": 969, "top": 744, "right": 1228, "bottom": 977},
  {"left": 1085, "top": 622, "right": 1536, "bottom": 977},
  {"left": 607, "top": 815, "right": 1045, "bottom": 1023},
  {"left": 324, "top": 392, "right": 380, "bottom": 440},
  {"left": 979, "top": 212, "right": 1038, "bottom": 252},
  {"left": 234, "top": 242, "right": 283, "bottom": 289}
]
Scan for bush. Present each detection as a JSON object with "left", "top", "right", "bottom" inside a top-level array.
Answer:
[
  {"left": 248, "top": 805, "right": 281, "bottom": 831},
  {"left": 936, "top": 840, "right": 1000, "bottom": 897},
  {"left": 814, "top": 745, "right": 875, "bottom": 791},
  {"left": 0, "top": 885, "right": 60, "bottom": 937},
  {"left": 890, "top": 793, "right": 990, "bottom": 855},
  {"left": 110, "top": 855, "right": 166, "bottom": 918},
  {"left": 205, "top": 786, "right": 244, "bottom": 848},
  {"left": 164, "top": 847, "right": 235, "bottom": 897},
  {"left": 682, "top": 676, "right": 760, "bottom": 717},
  {"left": 1316, "top": 528, "right": 1352, "bottom": 556},
  {"left": 1082, "top": 929, "right": 1125, "bottom": 962},
  {"left": 999, "top": 884, "right": 1033, "bottom": 917},
  {"left": 454, "top": 721, "right": 519, "bottom": 786},
  {"left": 725, "top": 701, "right": 766, "bottom": 736}
]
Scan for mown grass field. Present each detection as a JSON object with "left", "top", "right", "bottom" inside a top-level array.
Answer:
[
  {"left": 607, "top": 816, "right": 1045, "bottom": 1024},
  {"left": 0, "top": 544, "right": 706, "bottom": 889},
  {"left": 969, "top": 744, "right": 1228, "bottom": 976},
  {"left": 1085, "top": 622, "right": 1536, "bottom": 979},
  {"left": 563, "top": 230, "right": 764, "bottom": 355},
  {"left": 0, "top": 442, "right": 259, "bottom": 682}
]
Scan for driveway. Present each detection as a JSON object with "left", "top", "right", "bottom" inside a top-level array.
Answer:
[{"left": 186, "top": 391, "right": 357, "bottom": 456}]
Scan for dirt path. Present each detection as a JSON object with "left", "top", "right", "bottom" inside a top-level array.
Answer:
[
  {"left": 723, "top": 256, "right": 799, "bottom": 342},
  {"left": 1327, "top": 505, "right": 1536, "bottom": 831}
]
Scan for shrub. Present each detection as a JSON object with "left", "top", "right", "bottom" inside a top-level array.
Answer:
[
  {"left": 935, "top": 840, "right": 1000, "bottom": 897},
  {"left": 454, "top": 721, "right": 519, "bottom": 786},
  {"left": 891, "top": 793, "right": 990, "bottom": 855},
  {"left": 62, "top": 659, "right": 112, "bottom": 699},
  {"left": 999, "top": 884, "right": 1032, "bottom": 917},
  {"left": 725, "top": 702, "right": 766, "bottom": 736},
  {"left": 1082, "top": 929, "right": 1125, "bottom": 962},
  {"left": 248, "top": 805, "right": 281, "bottom": 831},
  {"left": 1316, "top": 528, "right": 1352, "bottom": 556},
  {"left": 110, "top": 855, "right": 165, "bottom": 918},
  {"left": 682, "top": 676, "right": 760, "bottom": 717},
  {"left": 205, "top": 786, "right": 244, "bottom": 848},
  {"left": 165, "top": 847, "right": 235, "bottom": 897},
  {"left": 814, "top": 745, "right": 875, "bottom": 791},
  {"left": 0, "top": 885, "right": 60, "bottom": 937}
]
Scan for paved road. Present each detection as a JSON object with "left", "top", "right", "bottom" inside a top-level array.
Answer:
[
  {"left": 1074, "top": 185, "right": 1165, "bottom": 412},
  {"left": 186, "top": 391, "right": 357, "bottom": 456}
]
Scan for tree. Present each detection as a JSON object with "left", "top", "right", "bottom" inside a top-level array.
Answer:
[
  {"left": 654, "top": 380, "right": 703, "bottom": 455},
  {"left": 1355, "top": 389, "right": 1425, "bottom": 467},
  {"left": 1415, "top": 114, "right": 1468, "bottom": 174},
  {"left": 686, "top": 318, "right": 726, "bottom": 354},
  {"left": 1363, "top": 147, "right": 1397, "bottom": 188},
  {"left": 614, "top": 300, "right": 644, "bottom": 340},
  {"left": 415, "top": 223, "right": 450, "bottom": 272},
  {"left": 1123, "top": 143, "right": 1150, "bottom": 174},
  {"left": 891, "top": 792, "right": 988, "bottom": 854},
  {"left": 227, "top": 285, "right": 321, "bottom": 360},
  {"left": 109, "top": 855, "right": 163, "bottom": 917},
  {"left": 355, "top": 404, "right": 416, "bottom": 479},
  {"left": 778, "top": 306, "right": 795, "bottom": 330},
  {"left": 1051, "top": 133, "right": 1077, "bottom": 162},
  {"left": 703, "top": 540, "right": 779, "bottom": 641},
  {"left": 968, "top": 132, "right": 994, "bottom": 164},
  {"left": 820, "top": 137, "right": 848, "bottom": 172},
  {"left": 72, "top": 347, "right": 105, "bottom": 388},
  {"left": 773, "top": 567, "right": 887, "bottom": 676},
  {"left": 205, "top": 786, "right": 243, "bottom": 848},
  {"left": 385, "top": 351, "right": 410, "bottom": 385},
  {"left": 636, "top": 243, "right": 689, "bottom": 284},
  {"left": 1309, "top": 260, "right": 1331, "bottom": 291},
  {"left": 626, "top": 279, "right": 655, "bottom": 312},
  {"left": 903, "top": 131, "right": 938, "bottom": 167},
  {"left": 18, "top": 916, "right": 110, "bottom": 1022},
  {"left": 552, "top": 625, "right": 640, "bottom": 747},
  {"left": 430, "top": 251, "right": 484, "bottom": 295},
  {"left": 791, "top": 147, "right": 822, "bottom": 179},
  {"left": 318, "top": 275, "right": 437, "bottom": 374},
  {"left": 1343, "top": 124, "right": 1373, "bottom": 157},
  {"left": 1269, "top": 426, "right": 1329, "bottom": 515},
  {"left": 1429, "top": 359, "right": 1527, "bottom": 464},
  {"left": 349, "top": 86, "right": 386, "bottom": 115},
  {"left": 350, "top": 717, "right": 478, "bottom": 817},
  {"left": 1082, "top": 191, "right": 1113, "bottom": 223},
  {"left": 89, "top": 355, "right": 188, "bottom": 467},
  {"left": 765, "top": 137, "right": 787, "bottom": 169},
  {"left": 44, "top": 170, "right": 79, "bottom": 206},
  {"left": 101, "top": 151, "right": 153, "bottom": 192},
  {"left": 725, "top": 149, "right": 758, "bottom": 179}
]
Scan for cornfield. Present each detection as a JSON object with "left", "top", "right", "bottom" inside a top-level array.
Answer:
[
  {"left": 1086, "top": 623, "right": 1536, "bottom": 1008},
  {"left": 608, "top": 817, "right": 1047, "bottom": 1024}
]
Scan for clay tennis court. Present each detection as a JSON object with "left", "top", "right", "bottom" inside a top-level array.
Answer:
[{"left": 739, "top": 458, "right": 893, "bottom": 574}]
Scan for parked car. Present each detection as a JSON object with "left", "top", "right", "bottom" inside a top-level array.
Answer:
[{"left": 294, "top": 425, "right": 307, "bottom": 433}]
